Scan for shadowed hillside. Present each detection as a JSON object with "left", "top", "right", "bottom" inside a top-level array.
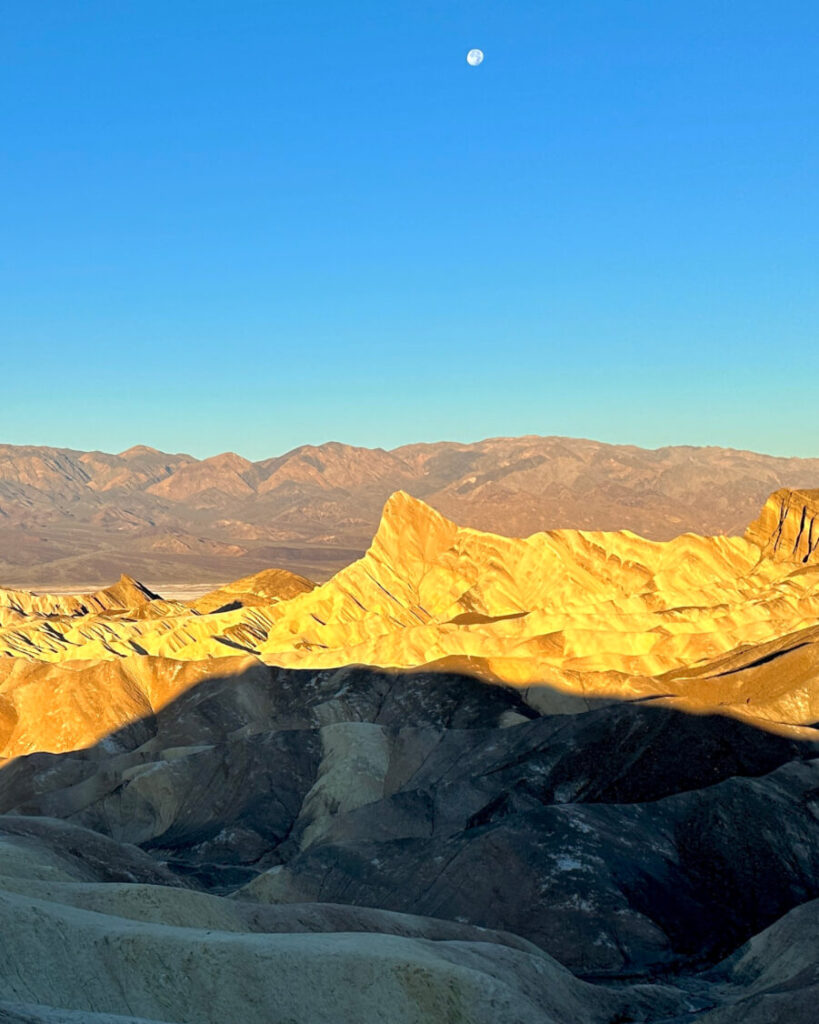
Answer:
[{"left": 0, "top": 665, "right": 818, "bottom": 1021}]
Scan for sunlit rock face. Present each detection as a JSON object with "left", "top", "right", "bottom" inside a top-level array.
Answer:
[
  {"left": 745, "top": 486, "right": 819, "bottom": 564},
  {"left": 3, "top": 488, "right": 819, "bottom": 758}
]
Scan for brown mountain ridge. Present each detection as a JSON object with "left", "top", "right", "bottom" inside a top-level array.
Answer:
[{"left": 4, "top": 435, "right": 819, "bottom": 586}]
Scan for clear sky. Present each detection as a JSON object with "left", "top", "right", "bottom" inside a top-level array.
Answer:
[{"left": 2, "top": 1, "right": 818, "bottom": 460}]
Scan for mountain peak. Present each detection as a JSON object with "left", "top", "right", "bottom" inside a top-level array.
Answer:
[
  {"left": 117, "top": 445, "right": 163, "bottom": 459},
  {"left": 203, "top": 452, "right": 252, "bottom": 470},
  {"left": 369, "top": 491, "right": 459, "bottom": 568},
  {"left": 90, "top": 575, "right": 161, "bottom": 609},
  {"left": 378, "top": 490, "right": 454, "bottom": 529}
]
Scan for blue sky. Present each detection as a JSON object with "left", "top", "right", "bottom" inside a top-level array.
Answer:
[{"left": 2, "top": 1, "right": 817, "bottom": 459}]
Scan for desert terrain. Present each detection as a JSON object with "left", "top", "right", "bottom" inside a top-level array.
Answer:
[
  {"left": 6, "top": 0, "right": 812, "bottom": 1017},
  {"left": 6, "top": 435, "right": 819, "bottom": 586},
  {"left": 0, "top": 479, "right": 818, "bottom": 1020}
]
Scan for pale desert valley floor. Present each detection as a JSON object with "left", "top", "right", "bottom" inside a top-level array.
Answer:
[{"left": 1, "top": 450, "right": 819, "bottom": 1022}]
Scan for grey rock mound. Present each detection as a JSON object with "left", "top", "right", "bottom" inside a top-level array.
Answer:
[{"left": 0, "top": 665, "right": 817, "bottom": 1020}]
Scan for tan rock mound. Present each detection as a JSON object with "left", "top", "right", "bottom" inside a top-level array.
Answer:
[{"left": 189, "top": 568, "right": 315, "bottom": 614}]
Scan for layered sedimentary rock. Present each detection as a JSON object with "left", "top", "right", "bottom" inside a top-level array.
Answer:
[
  {"left": 744, "top": 486, "right": 819, "bottom": 563},
  {"left": 0, "top": 574, "right": 159, "bottom": 620},
  {"left": 2, "top": 489, "right": 819, "bottom": 759}
]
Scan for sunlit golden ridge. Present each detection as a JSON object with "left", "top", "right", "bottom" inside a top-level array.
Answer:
[{"left": 2, "top": 487, "right": 819, "bottom": 758}]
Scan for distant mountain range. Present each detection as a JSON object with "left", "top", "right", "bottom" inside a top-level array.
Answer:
[{"left": 2, "top": 435, "right": 819, "bottom": 586}]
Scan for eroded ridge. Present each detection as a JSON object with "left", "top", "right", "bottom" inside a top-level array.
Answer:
[{"left": 2, "top": 488, "right": 819, "bottom": 758}]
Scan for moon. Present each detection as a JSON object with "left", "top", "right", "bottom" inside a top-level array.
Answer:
[{"left": 466, "top": 48, "right": 484, "bottom": 66}]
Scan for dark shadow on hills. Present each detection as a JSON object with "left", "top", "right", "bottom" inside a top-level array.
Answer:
[
  {"left": 712, "top": 640, "right": 813, "bottom": 675},
  {"left": 0, "top": 663, "right": 818, "bottom": 979},
  {"left": 209, "top": 600, "right": 243, "bottom": 614}
]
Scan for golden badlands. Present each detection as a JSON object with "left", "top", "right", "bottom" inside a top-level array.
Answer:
[{"left": 2, "top": 487, "right": 819, "bottom": 759}]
